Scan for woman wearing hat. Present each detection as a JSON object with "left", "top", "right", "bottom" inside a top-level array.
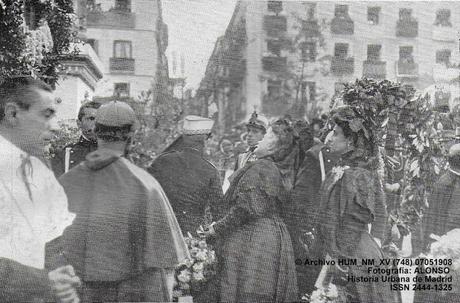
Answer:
[
  {"left": 201, "top": 119, "right": 298, "bottom": 303},
  {"left": 312, "top": 105, "right": 397, "bottom": 303}
]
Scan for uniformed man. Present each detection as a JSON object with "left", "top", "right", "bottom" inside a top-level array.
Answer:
[
  {"left": 51, "top": 101, "right": 101, "bottom": 177},
  {"left": 148, "top": 115, "right": 224, "bottom": 235},
  {"left": 234, "top": 111, "right": 268, "bottom": 171}
]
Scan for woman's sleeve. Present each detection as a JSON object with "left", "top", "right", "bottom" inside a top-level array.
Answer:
[
  {"left": 214, "top": 162, "right": 280, "bottom": 236},
  {"left": 352, "top": 171, "right": 387, "bottom": 241}
]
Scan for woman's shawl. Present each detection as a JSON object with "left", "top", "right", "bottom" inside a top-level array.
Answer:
[
  {"left": 315, "top": 165, "right": 387, "bottom": 258},
  {"left": 214, "top": 158, "right": 287, "bottom": 235}
]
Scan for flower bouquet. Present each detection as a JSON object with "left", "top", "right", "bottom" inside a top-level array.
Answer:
[
  {"left": 172, "top": 232, "right": 217, "bottom": 302},
  {"left": 301, "top": 283, "right": 346, "bottom": 303}
]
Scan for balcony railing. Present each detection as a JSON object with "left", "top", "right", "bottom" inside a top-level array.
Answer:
[
  {"left": 331, "top": 17, "right": 354, "bottom": 35},
  {"left": 396, "top": 19, "right": 418, "bottom": 37},
  {"left": 262, "top": 56, "right": 287, "bottom": 73},
  {"left": 396, "top": 61, "right": 418, "bottom": 77},
  {"left": 432, "top": 26, "right": 457, "bottom": 42},
  {"left": 110, "top": 58, "right": 135, "bottom": 73},
  {"left": 263, "top": 15, "right": 287, "bottom": 37},
  {"left": 363, "top": 60, "right": 386, "bottom": 79},
  {"left": 331, "top": 57, "right": 354, "bottom": 75},
  {"left": 87, "top": 10, "right": 135, "bottom": 29}
]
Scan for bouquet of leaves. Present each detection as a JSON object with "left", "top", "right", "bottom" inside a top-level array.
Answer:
[
  {"left": 44, "top": 122, "right": 80, "bottom": 159},
  {"left": 172, "top": 232, "right": 217, "bottom": 301}
]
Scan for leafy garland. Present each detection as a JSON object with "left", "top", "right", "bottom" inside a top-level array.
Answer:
[
  {"left": 337, "top": 78, "right": 447, "bottom": 235},
  {"left": 0, "top": 0, "right": 79, "bottom": 86}
]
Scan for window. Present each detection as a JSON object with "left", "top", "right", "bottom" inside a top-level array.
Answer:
[
  {"left": 334, "top": 5, "right": 349, "bottom": 18},
  {"left": 114, "top": 0, "right": 131, "bottom": 12},
  {"left": 267, "top": 80, "right": 282, "bottom": 98},
  {"left": 24, "top": 2, "right": 38, "bottom": 29},
  {"left": 114, "top": 83, "right": 130, "bottom": 97},
  {"left": 113, "top": 41, "right": 132, "bottom": 58},
  {"left": 434, "top": 9, "right": 451, "bottom": 26},
  {"left": 86, "top": 39, "right": 98, "bottom": 55},
  {"left": 306, "top": 3, "right": 316, "bottom": 20},
  {"left": 436, "top": 49, "right": 451, "bottom": 65},
  {"left": 399, "top": 46, "right": 414, "bottom": 62},
  {"left": 334, "top": 43, "right": 349, "bottom": 58},
  {"left": 301, "top": 81, "right": 316, "bottom": 104},
  {"left": 399, "top": 8, "right": 412, "bottom": 20},
  {"left": 301, "top": 42, "right": 316, "bottom": 61},
  {"left": 267, "top": 40, "right": 282, "bottom": 56},
  {"left": 267, "top": 1, "right": 283, "bottom": 14},
  {"left": 367, "top": 7, "right": 380, "bottom": 25},
  {"left": 367, "top": 44, "right": 382, "bottom": 61}
]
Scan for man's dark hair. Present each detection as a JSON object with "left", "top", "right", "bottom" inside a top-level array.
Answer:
[
  {"left": 0, "top": 77, "right": 52, "bottom": 122},
  {"left": 77, "top": 101, "right": 102, "bottom": 121},
  {"left": 94, "top": 123, "right": 132, "bottom": 142}
]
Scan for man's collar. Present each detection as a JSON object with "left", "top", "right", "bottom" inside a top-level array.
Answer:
[{"left": 79, "top": 135, "right": 97, "bottom": 146}]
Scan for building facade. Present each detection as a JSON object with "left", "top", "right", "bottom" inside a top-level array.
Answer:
[
  {"left": 198, "top": 1, "right": 460, "bottom": 133},
  {"left": 77, "top": 0, "right": 168, "bottom": 102}
]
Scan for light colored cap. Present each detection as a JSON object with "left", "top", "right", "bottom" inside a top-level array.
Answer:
[
  {"left": 182, "top": 115, "right": 214, "bottom": 135},
  {"left": 449, "top": 143, "right": 460, "bottom": 157},
  {"left": 96, "top": 101, "right": 136, "bottom": 127}
]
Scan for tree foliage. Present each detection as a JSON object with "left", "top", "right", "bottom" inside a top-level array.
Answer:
[
  {"left": 0, "top": 0, "right": 79, "bottom": 86},
  {"left": 337, "top": 78, "right": 448, "bottom": 235}
]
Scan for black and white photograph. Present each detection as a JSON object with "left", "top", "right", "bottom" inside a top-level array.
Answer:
[{"left": 0, "top": 0, "right": 459, "bottom": 302}]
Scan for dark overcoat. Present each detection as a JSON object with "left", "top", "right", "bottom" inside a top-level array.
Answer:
[
  {"left": 288, "top": 143, "right": 340, "bottom": 294},
  {"left": 51, "top": 136, "right": 97, "bottom": 178},
  {"left": 148, "top": 146, "right": 223, "bottom": 234},
  {"left": 47, "top": 150, "right": 189, "bottom": 302}
]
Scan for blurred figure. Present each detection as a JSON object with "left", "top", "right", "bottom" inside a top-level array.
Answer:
[
  {"left": 234, "top": 111, "right": 268, "bottom": 170},
  {"left": 413, "top": 143, "right": 460, "bottom": 303},
  {"left": 0, "top": 77, "right": 80, "bottom": 302},
  {"left": 50, "top": 101, "right": 189, "bottom": 302},
  {"left": 421, "top": 143, "right": 460, "bottom": 249},
  {"left": 148, "top": 115, "right": 223, "bottom": 234},
  {"left": 51, "top": 101, "right": 101, "bottom": 177},
  {"left": 310, "top": 118, "right": 324, "bottom": 139}
]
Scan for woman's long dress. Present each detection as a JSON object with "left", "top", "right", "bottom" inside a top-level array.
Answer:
[
  {"left": 316, "top": 165, "right": 399, "bottom": 303},
  {"left": 213, "top": 158, "right": 298, "bottom": 303}
]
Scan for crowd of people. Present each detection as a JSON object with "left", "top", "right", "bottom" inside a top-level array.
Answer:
[{"left": 0, "top": 77, "right": 459, "bottom": 303}]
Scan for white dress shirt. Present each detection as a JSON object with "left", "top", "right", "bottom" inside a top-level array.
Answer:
[{"left": 0, "top": 135, "right": 75, "bottom": 269}]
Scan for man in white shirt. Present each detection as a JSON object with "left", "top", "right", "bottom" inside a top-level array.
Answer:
[{"left": 0, "top": 77, "right": 80, "bottom": 302}]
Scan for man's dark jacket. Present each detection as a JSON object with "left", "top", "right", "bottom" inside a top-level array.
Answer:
[
  {"left": 288, "top": 143, "right": 340, "bottom": 295},
  {"left": 148, "top": 143, "right": 223, "bottom": 235},
  {"left": 51, "top": 136, "right": 97, "bottom": 178}
]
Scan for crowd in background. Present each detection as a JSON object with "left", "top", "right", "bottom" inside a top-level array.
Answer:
[{"left": 0, "top": 77, "right": 459, "bottom": 303}]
